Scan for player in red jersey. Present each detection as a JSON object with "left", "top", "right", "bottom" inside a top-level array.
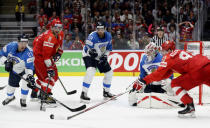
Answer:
[
  {"left": 132, "top": 40, "right": 210, "bottom": 117},
  {"left": 32, "top": 19, "right": 64, "bottom": 103}
]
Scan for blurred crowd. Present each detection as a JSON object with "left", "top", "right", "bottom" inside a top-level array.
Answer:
[{"left": 33, "top": 0, "right": 204, "bottom": 50}]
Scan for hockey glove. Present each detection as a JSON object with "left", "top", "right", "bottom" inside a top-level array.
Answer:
[
  {"left": 26, "top": 74, "right": 36, "bottom": 89},
  {"left": 53, "top": 48, "right": 63, "bottom": 62},
  {"left": 89, "top": 48, "right": 98, "bottom": 58},
  {"left": 4, "top": 60, "right": 13, "bottom": 72},
  {"left": 53, "top": 52, "right": 62, "bottom": 62},
  {"left": 99, "top": 55, "right": 108, "bottom": 65},
  {"left": 47, "top": 68, "right": 55, "bottom": 77},
  {"left": 132, "top": 79, "right": 146, "bottom": 93}
]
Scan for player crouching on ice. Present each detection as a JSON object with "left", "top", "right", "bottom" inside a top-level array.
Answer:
[
  {"left": 0, "top": 34, "right": 35, "bottom": 109},
  {"left": 128, "top": 42, "right": 184, "bottom": 108},
  {"left": 131, "top": 40, "right": 210, "bottom": 117},
  {"left": 80, "top": 21, "right": 115, "bottom": 103}
]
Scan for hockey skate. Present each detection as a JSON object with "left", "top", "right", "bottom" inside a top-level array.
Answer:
[
  {"left": 40, "top": 92, "right": 57, "bottom": 110},
  {"left": 30, "top": 90, "right": 38, "bottom": 102},
  {"left": 20, "top": 99, "right": 27, "bottom": 110},
  {"left": 80, "top": 91, "right": 90, "bottom": 104},
  {"left": 178, "top": 102, "right": 196, "bottom": 118},
  {"left": 103, "top": 89, "right": 116, "bottom": 100},
  {"left": 2, "top": 96, "right": 15, "bottom": 105}
]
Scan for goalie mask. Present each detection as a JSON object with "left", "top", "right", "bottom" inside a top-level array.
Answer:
[{"left": 144, "top": 42, "right": 158, "bottom": 62}]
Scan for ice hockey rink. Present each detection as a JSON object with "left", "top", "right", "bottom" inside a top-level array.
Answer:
[{"left": 0, "top": 76, "right": 210, "bottom": 128}]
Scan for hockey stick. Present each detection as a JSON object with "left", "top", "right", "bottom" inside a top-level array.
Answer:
[
  {"left": 58, "top": 77, "right": 77, "bottom": 95},
  {"left": 19, "top": 75, "right": 86, "bottom": 112},
  {"left": 168, "top": 99, "right": 185, "bottom": 108},
  {"left": 0, "top": 85, "right": 6, "bottom": 90},
  {"left": 67, "top": 90, "right": 130, "bottom": 120}
]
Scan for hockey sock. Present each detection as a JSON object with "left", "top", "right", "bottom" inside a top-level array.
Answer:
[
  {"left": 103, "top": 83, "right": 111, "bottom": 92},
  {"left": 21, "top": 88, "right": 29, "bottom": 100},
  {"left": 82, "top": 82, "right": 90, "bottom": 93},
  {"left": 172, "top": 86, "right": 193, "bottom": 105},
  {"left": 21, "top": 77, "right": 30, "bottom": 99},
  {"left": 6, "top": 85, "right": 16, "bottom": 98},
  {"left": 180, "top": 93, "right": 193, "bottom": 105}
]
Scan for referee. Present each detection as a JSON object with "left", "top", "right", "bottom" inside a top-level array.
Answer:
[{"left": 150, "top": 26, "right": 168, "bottom": 47}]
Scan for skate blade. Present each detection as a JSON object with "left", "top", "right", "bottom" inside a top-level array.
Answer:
[
  {"left": 21, "top": 106, "right": 27, "bottom": 110},
  {"left": 178, "top": 112, "right": 196, "bottom": 118},
  {"left": 44, "top": 104, "right": 57, "bottom": 108},
  {"left": 80, "top": 99, "right": 90, "bottom": 104},
  {"left": 40, "top": 107, "right": 46, "bottom": 111}
]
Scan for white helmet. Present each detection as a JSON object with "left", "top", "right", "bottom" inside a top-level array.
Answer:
[{"left": 144, "top": 42, "right": 158, "bottom": 61}]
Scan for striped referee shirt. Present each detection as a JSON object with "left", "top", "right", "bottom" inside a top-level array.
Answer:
[{"left": 150, "top": 35, "right": 168, "bottom": 47}]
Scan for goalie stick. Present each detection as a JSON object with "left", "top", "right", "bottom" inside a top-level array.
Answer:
[
  {"left": 19, "top": 75, "right": 86, "bottom": 112},
  {"left": 58, "top": 77, "right": 77, "bottom": 95},
  {"left": 67, "top": 90, "right": 130, "bottom": 120}
]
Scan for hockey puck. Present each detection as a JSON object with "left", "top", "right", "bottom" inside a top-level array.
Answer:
[{"left": 50, "top": 114, "right": 54, "bottom": 119}]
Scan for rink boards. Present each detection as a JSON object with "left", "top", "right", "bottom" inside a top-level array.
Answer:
[{"left": 0, "top": 50, "right": 180, "bottom": 77}]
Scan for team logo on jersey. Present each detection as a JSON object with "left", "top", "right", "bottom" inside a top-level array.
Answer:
[
  {"left": 99, "top": 44, "right": 107, "bottom": 52},
  {"left": 8, "top": 56, "right": 20, "bottom": 64},
  {"left": 147, "top": 65, "right": 158, "bottom": 73}
]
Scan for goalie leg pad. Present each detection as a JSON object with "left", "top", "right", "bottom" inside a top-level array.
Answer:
[{"left": 128, "top": 91, "right": 138, "bottom": 106}]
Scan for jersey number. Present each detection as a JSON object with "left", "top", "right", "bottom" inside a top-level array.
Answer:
[{"left": 179, "top": 51, "right": 192, "bottom": 60}]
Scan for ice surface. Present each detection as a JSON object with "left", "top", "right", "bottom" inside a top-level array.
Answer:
[{"left": 0, "top": 76, "right": 210, "bottom": 128}]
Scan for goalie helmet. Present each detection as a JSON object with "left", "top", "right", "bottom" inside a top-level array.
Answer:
[
  {"left": 144, "top": 42, "right": 158, "bottom": 60},
  {"left": 161, "top": 40, "right": 175, "bottom": 51}
]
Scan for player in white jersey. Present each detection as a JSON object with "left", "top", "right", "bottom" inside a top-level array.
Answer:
[
  {"left": 80, "top": 21, "right": 115, "bottom": 103},
  {"left": 0, "top": 34, "right": 35, "bottom": 109}
]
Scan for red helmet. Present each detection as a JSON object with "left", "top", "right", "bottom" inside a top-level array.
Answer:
[
  {"left": 51, "top": 18, "right": 62, "bottom": 28},
  {"left": 161, "top": 40, "right": 175, "bottom": 51}
]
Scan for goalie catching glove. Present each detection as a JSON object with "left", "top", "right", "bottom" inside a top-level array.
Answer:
[{"left": 132, "top": 78, "right": 147, "bottom": 93}]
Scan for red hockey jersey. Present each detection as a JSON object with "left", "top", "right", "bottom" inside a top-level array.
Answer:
[
  {"left": 33, "top": 30, "right": 63, "bottom": 61},
  {"left": 144, "top": 50, "right": 210, "bottom": 84}
]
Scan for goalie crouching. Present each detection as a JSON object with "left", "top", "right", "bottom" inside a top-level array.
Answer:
[{"left": 128, "top": 42, "right": 184, "bottom": 109}]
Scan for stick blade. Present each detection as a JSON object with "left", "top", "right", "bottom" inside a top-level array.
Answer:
[
  {"left": 0, "top": 86, "right": 6, "bottom": 90},
  {"left": 67, "top": 90, "right": 77, "bottom": 95},
  {"left": 70, "top": 104, "right": 86, "bottom": 112}
]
